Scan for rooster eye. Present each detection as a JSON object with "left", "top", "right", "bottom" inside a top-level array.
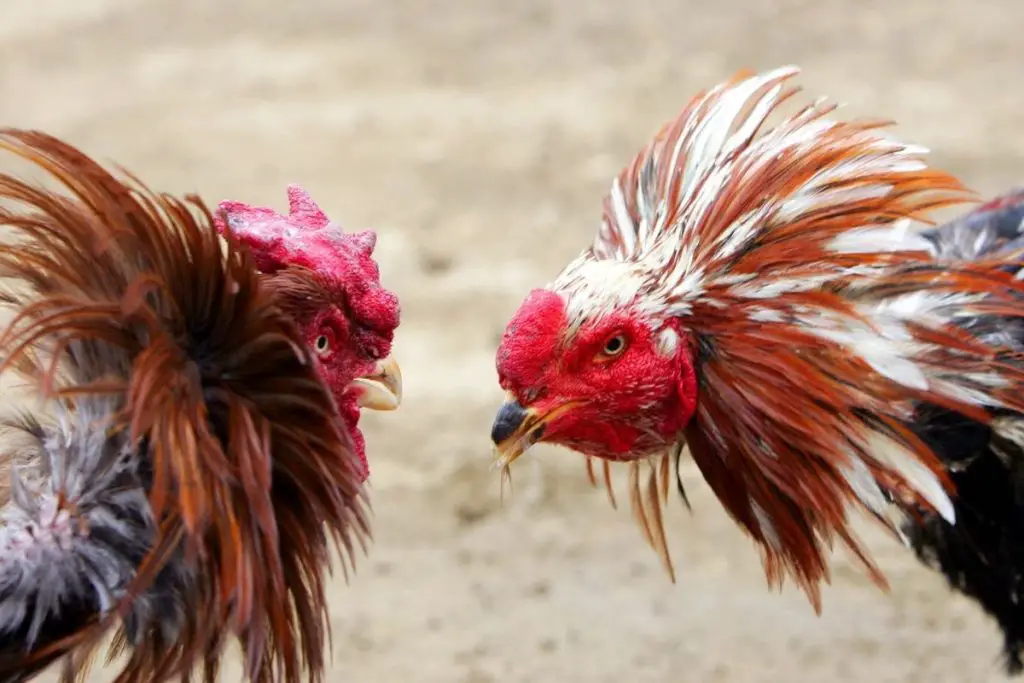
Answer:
[
  {"left": 315, "top": 335, "right": 331, "bottom": 355},
  {"left": 602, "top": 335, "right": 627, "bottom": 357}
]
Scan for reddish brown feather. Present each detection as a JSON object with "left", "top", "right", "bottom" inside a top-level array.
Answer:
[
  {"left": 0, "top": 129, "right": 369, "bottom": 683},
  {"left": 580, "top": 67, "right": 1024, "bottom": 608},
  {"left": 683, "top": 271, "right": 1024, "bottom": 604}
]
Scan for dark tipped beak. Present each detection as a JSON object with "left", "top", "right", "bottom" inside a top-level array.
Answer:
[
  {"left": 491, "top": 395, "right": 542, "bottom": 470},
  {"left": 491, "top": 394, "right": 580, "bottom": 470},
  {"left": 491, "top": 399, "right": 530, "bottom": 444}
]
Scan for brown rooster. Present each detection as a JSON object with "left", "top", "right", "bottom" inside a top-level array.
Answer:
[
  {"left": 490, "top": 64, "right": 1024, "bottom": 625},
  {"left": 213, "top": 186, "right": 403, "bottom": 481},
  {"left": 0, "top": 129, "right": 397, "bottom": 683}
]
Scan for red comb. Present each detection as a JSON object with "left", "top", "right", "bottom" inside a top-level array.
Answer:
[{"left": 214, "top": 184, "right": 378, "bottom": 278}]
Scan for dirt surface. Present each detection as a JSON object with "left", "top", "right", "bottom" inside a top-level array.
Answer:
[{"left": 2, "top": 0, "right": 1023, "bottom": 681}]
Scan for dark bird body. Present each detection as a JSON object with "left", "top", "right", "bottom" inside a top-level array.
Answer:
[{"left": 906, "top": 189, "right": 1024, "bottom": 673}]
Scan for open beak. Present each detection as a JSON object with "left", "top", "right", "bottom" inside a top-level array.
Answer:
[
  {"left": 352, "top": 356, "right": 403, "bottom": 411},
  {"left": 490, "top": 393, "right": 576, "bottom": 468}
]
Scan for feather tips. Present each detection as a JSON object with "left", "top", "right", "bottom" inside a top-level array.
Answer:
[
  {"left": 0, "top": 405, "right": 155, "bottom": 683},
  {"left": 0, "top": 129, "right": 367, "bottom": 683},
  {"left": 568, "top": 67, "right": 1024, "bottom": 604}
]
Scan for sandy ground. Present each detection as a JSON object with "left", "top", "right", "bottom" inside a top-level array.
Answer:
[{"left": 2, "top": 0, "right": 1024, "bottom": 681}]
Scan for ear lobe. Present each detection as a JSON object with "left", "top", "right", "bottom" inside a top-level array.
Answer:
[
  {"left": 674, "top": 345, "right": 699, "bottom": 424},
  {"left": 652, "top": 326, "right": 697, "bottom": 421}
]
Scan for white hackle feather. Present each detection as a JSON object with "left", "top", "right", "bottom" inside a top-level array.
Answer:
[
  {"left": 543, "top": 65, "right": 1024, "bottom": 605},
  {"left": 555, "top": 66, "right": 983, "bottom": 416}
]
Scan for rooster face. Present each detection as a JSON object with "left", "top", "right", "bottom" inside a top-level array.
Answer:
[
  {"left": 493, "top": 264, "right": 698, "bottom": 468},
  {"left": 298, "top": 262, "right": 402, "bottom": 480},
  {"left": 299, "top": 241, "right": 401, "bottom": 412},
  {"left": 215, "top": 185, "right": 402, "bottom": 480}
]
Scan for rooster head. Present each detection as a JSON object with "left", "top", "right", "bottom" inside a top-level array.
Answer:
[
  {"left": 487, "top": 66, "right": 1024, "bottom": 603},
  {"left": 494, "top": 276, "right": 697, "bottom": 464},
  {"left": 215, "top": 185, "right": 402, "bottom": 480}
]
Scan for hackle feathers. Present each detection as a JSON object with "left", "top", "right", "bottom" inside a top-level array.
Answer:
[
  {"left": 558, "top": 66, "right": 1024, "bottom": 607},
  {"left": 0, "top": 129, "right": 369, "bottom": 683}
]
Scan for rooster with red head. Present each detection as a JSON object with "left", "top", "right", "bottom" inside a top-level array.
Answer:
[
  {"left": 215, "top": 186, "right": 403, "bottom": 480},
  {"left": 491, "top": 65, "right": 1024, "bottom": 625},
  {"left": 0, "top": 131, "right": 401, "bottom": 683}
]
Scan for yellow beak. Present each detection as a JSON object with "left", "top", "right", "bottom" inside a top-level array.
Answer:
[{"left": 352, "top": 356, "right": 403, "bottom": 411}]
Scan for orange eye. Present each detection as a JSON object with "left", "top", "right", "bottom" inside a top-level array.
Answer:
[{"left": 600, "top": 334, "right": 627, "bottom": 358}]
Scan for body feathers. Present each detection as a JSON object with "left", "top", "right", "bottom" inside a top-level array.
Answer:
[{"left": 0, "top": 130, "right": 367, "bottom": 683}]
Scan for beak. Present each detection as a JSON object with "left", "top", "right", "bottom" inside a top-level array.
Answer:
[
  {"left": 352, "top": 356, "right": 403, "bottom": 411},
  {"left": 490, "top": 393, "right": 575, "bottom": 468}
]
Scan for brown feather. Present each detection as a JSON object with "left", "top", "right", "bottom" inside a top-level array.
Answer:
[
  {"left": 0, "top": 129, "right": 368, "bottom": 683},
  {"left": 569, "top": 66, "right": 1024, "bottom": 606}
]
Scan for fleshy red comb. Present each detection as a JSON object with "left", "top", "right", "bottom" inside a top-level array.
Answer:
[{"left": 214, "top": 184, "right": 378, "bottom": 279}]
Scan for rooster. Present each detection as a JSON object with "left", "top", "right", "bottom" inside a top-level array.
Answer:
[
  {"left": 899, "top": 189, "right": 1024, "bottom": 672},
  {"left": 0, "top": 129, "right": 398, "bottom": 683},
  {"left": 490, "top": 65, "right": 1024, "bottom": 633},
  {"left": 212, "top": 185, "right": 403, "bottom": 481}
]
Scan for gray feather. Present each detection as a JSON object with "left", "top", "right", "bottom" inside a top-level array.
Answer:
[
  {"left": 0, "top": 398, "right": 150, "bottom": 649},
  {"left": 923, "top": 188, "right": 1024, "bottom": 261}
]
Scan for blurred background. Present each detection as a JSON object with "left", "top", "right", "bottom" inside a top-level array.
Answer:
[{"left": 3, "top": 0, "right": 1022, "bottom": 681}]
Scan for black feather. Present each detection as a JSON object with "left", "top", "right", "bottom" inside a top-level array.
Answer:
[{"left": 905, "top": 190, "right": 1024, "bottom": 674}]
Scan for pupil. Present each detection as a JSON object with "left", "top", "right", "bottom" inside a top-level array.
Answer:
[{"left": 607, "top": 338, "right": 621, "bottom": 352}]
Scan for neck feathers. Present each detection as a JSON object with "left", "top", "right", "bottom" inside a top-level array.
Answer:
[{"left": 576, "top": 66, "right": 1024, "bottom": 607}]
